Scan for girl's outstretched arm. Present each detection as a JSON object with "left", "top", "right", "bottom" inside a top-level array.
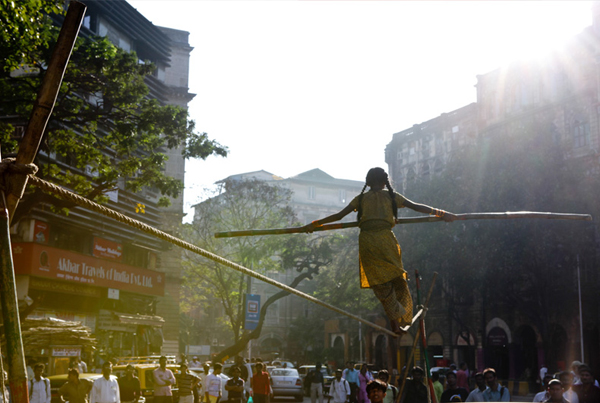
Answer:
[
  {"left": 403, "top": 198, "right": 457, "bottom": 222},
  {"left": 301, "top": 204, "right": 356, "bottom": 232}
]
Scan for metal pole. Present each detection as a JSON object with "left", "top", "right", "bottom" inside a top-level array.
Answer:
[
  {"left": 577, "top": 255, "right": 585, "bottom": 361},
  {"left": 5, "top": 1, "right": 87, "bottom": 223}
]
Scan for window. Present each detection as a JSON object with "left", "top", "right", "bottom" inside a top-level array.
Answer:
[
  {"left": 308, "top": 186, "right": 315, "bottom": 200},
  {"left": 573, "top": 121, "right": 590, "bottom": 148}
]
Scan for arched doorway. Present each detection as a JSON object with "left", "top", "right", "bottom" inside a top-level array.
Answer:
[
  {"left": 548, "top": 324, "right": 568, "bottom": 371},
  {"left": 332, "top": 335, "right": 345, "bottom": 371},
  {"left": 486, "top": 327, "right": 509, "bottom": 379},
  {"left": 375, "top": 334, "right": 388, "bottom": 370},
  {"left": 513, "top": 325, "right": 538, "bottom": 390},
  {"left": 428, "top": 332, "right": 444, "bottom": 367}
]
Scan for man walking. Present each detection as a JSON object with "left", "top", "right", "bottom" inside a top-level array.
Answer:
[
  {"left": 465, "top": 372, "right": 486, "bottom": 402},
  {"left": 376, "top": 370, "right": 397, "bottom": 403},
  {"left": 178, "top": 362, "right": 201, "bottom": 403},
  {"left": 402, "top": 367, "right": 428, "bottom": 403},
  {"left": 482, "top": 368, "right": 509, "bottom": 402},
  {"left": 225, "top": 366, "right": 245, "bottom": 403},
  {"left": 29, "top": 364, "right": 51, "bottom": 403},
  {"left": 90, "top": 362, "right": 120, "bottom": 403},
  {"left": 330, "top": 370, "right": 350, "bottom": 403},
  {"left": 544, "top": 379, "right": 569, "bottom": 403},
  {"left": 309, "top": 363, "right": 325, "bottom": 403},
  {"left": 441, "top": 371, "right": 468, "bottom": 402},
  {"left": 573, "top": 366, "right": 600, "bottom": 403},
  {"left": 342, "top": 362, "right": 359, "bottom": 403},
  {"left": 59, "top": 368, "right": 92, "bottom": 403},
  {"left": 205, "top": 363, "right": 223, "bottom": 403},
  {"left": 153, "top": 356, "right": 176, "bottom": 403},
  {"left": 251, "top": 363, "right": 271, "bottom": 403},
  {"left": 118, "top": 365, "right": 141, "bottom": 403}
]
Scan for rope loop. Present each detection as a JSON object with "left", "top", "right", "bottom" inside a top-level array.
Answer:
[{"left": 0, "top": 158, "right": 38, "bottom": 176}]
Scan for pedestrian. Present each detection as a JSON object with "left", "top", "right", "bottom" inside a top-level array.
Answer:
[
  {"left": 539, "top": 365, "right": 549, "bottom": 388},
  {"left": 543, "top": 379, "right": 568, "bottom": 403},
  {"left": 559, "top": 371, "right": 579, "bottom": 403},
  {"left": 534, "top": 374, "right": 555, "bottom": 402},
  {"left": 191, "top": 357, "right": 202, "bottom": 368},
  {"left": 330, "top": 370, "right": 350, "bottom": 403},
  {"left": 225, "top": 366, "right": 244, "bottom": 403},
  {"left": 357, "top": 364, "right": 374, "bottom": 403},
  {"left": 432, "top": 372, "right": 444, "bottom": 403},
  {"left": 29, "top": 363, "right": 51, "bottom": 403},
  {"left": 342, "top": 362, "right": 359, "bottom": 403},
  {"left": 178, "top": 362, "right": 201, "bottom": 403},
  {"left": 482, "top": 368, "right": 509, "bottom": 402},
  {"left": 402, "top": 367, "right": 428, "bottom": 403},
  {"left": 456, "top": 363, "right": 469, "bottom": 392},
  {"left": 572, "top": 366, "right": 600, "bottom": 403},
  {"left": 59, "top": 368, "right": 92, "bottom": 403},
  {"left": 572, "top": 362, "right": 583, "bottom": 386},
  {"left": 366, "top": 380, "right": 387, "bottom": 403},
  {"left": 90, "top": 362, "right": 120, "bottom": 403},
  {"left": 251, "top": 363, "right": 271, "bottom": 403},
  {"left": 200, "top": 362, "right": 211, "bottom": 403},
  {"left": 465, "top": 373, "right": 486, "bottom": 402},
  {"left": 441, "top": 371, "right": 469, "bottom": 403},
  {"left": 118, "top": 365, "right": 141, "bottom": 403},
  {"left": 309, "top": 363, "right": 325, "bottom": 403},
  {"left": 302, "top": 167, "right": 456, "bottom": 334},
  {"left": 205, "top": 363, "right": 223, "bottom": 403},
  {"left": 376, "top": 370, "right": 397, "bottom": 403},
  {"left": 153, "top": 356, "right": 176, "bottom": 403}
]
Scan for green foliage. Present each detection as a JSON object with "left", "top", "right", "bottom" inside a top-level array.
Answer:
[
  {"left": 1, "top": 16, "right": 227, "bottom": 217},
  {"left": 0, "top": 0, "right": 62, "bottom": 73},
  {"left": 182, "top": 179, "right": 334, "bottom": 345}
]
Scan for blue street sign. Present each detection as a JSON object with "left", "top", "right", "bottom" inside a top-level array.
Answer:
[{"left": 244, "top": 294, "right": 261, "bottom": 330}]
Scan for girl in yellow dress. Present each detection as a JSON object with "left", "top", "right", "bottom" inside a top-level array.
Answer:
[{"left": 303, "top": 167, "right": 456, "bottom": 334}]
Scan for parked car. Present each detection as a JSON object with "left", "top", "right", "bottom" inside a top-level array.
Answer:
[
  {"left": 297, "top": 365, "right": 334, "bottom": 396},
  {"left": 429, "top": 367, "right": 452, "bottom": 377},
  {"left": 270, "top": 368, "right": 303, "bottom": 402},
  {"left": 271, "top": 360, "right": 295, "bottom": 369},
  {"left": 48, "top": 373, "right": 102, "bottom": 403}
]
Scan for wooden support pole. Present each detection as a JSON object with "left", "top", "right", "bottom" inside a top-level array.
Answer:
[
  {"left": 5, "top": 1, "right": 87, "bottom": 224},
  {"left": 214, "top": 211, "right": 592, "bottom": 238}
]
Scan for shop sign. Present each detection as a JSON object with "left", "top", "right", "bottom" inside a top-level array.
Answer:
[
  {"left": 108, "top": 288, "right": 120, "bottom": 300},
  {"left": 12, "top": 243, "right": 165, "bottom": 296},
  {"left": 34, "top": 220, "right": 49, "bottom": 244},
  {"left": 52, "top": 347, "right": 81, "bottom": 357},
  {"left": 487, "top": 327, "right": 508, "bottom": 347},
  {"left": 93, "top": 237, "right": 122, "bottom": 261}
]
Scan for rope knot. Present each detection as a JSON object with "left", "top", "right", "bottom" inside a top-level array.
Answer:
[{"left": 0, "top": 158, "right": 38, "bottom": 176}]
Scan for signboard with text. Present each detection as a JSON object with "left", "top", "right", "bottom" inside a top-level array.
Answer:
[
  {"left": 93, "top": 237, "right": 123, "bottom": 261},
  {"left": 244, "top": 294, "right": 261, "bottom": 330},
  {"left": 12, "top": 243, "right": 165, "bottom": 296}
]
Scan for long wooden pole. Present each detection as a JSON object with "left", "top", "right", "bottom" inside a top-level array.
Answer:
[
  {"left": 214, "top": 211, "right": 592, "bottom": 238},
  {"left": 5, "top": 1, "right": 87, "bottom": 224},
  {"left": 396, "top": 272, "right": 438, "bottom": 403}
]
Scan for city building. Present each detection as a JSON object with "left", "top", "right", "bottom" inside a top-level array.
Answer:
[
  {"left": 5, "top": 0, "right": 192, "bottom": 371},
  {"left": 384, "top": 4, "right": 600, "bottom": 384}
]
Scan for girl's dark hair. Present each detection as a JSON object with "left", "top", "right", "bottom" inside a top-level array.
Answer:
[{"left": 357, "top": 167, "right": 397, "bottom": 220}]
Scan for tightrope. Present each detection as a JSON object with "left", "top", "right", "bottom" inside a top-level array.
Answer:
[{"left": 27, "top": 175, "right": 399, "bottom": 338}]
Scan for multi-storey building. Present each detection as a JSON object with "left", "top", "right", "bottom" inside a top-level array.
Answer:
[
  {"left": 6, "top": 0, "right": 191, "bottom": 371},
  {"left": 384, "top": 4, "right": 600, "bottom": 384},
  {"left": 190, "top": 169, "right": 363, "bottom": 361}
]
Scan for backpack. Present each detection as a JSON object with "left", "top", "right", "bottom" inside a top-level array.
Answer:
[
  {"left": 390, "top": 385, "right": 397, "bottom": 401},
  {"left": 29, "top": 378, "right": 50, "bottom": 398}
]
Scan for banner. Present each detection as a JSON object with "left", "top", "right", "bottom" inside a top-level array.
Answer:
[{"left": 244, "top": 294, "right": 261, "bottom": 330}]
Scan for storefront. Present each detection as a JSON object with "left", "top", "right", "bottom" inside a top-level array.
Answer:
[{"left": 11, "top": 242, "right": 166, "bottom": 367}]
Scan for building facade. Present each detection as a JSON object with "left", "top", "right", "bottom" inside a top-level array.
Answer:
[{"left": 6, "top": 0, "right": 192, "bottom": 371}]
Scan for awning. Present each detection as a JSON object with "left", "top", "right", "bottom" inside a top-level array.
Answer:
[{"left": 115, "top": 312, "right": 165, "bottom": 327}]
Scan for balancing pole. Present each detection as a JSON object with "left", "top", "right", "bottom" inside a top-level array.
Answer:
[
  {"left": 396, "top": 272, "right": 438, "bottom": 403},
  {"left": 214, "top": 212, "right": 592, "bottom": 238}
]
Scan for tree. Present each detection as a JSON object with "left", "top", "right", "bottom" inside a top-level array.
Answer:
[
  {"left": 182, "top": 179, "right": 335, "bottom": 360},
  {"left": 0, "top": 12, "right": 227, "bottom": 221}
]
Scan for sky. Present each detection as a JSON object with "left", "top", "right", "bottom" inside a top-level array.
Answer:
[{"left": 128, "top": 0, "right": 593, "bottom": 221}]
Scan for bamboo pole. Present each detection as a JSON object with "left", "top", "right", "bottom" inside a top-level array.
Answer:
[
  {"left": 5, "top": 1, "right": 87, "bottom": 224},
  {"left": 396, "top": 272, "right": 438, "bottom": 403},
  {"left": 214, "top": 211, "right": 592, "bottom": 238}
]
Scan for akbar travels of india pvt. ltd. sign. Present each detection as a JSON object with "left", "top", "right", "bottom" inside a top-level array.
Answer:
[{"left": 11, "top": 242, "right": 165, "bottom": 296}]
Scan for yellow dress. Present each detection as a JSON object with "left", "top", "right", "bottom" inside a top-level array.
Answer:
[{"left": 349, "top": 189, "right": 413, "bottom": 326}]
